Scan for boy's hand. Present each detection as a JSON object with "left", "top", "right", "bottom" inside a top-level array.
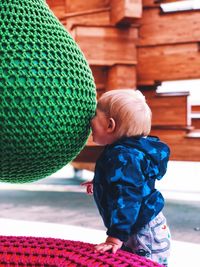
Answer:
[
  {"left": 81, "top": 180, "right": 93, "bottom": 195},
  {"left": 95, "top": 236, "right": 123, "bottom": 254}
]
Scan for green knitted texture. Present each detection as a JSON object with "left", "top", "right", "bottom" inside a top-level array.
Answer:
[{"left": 0, "top": 0, "right": 96, "bottom": 183}]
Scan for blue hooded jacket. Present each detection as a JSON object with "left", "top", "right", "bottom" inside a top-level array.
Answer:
[{"left": 93, "top": 136, "right": 170, "bottom": 242}]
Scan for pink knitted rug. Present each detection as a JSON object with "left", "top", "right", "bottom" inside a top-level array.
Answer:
[{"left": 0, "top": 236, "right": 163, "bottom": 266}]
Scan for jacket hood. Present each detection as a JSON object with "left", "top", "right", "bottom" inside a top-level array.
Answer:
[{"left": 114, "top": 136, "right": 170, "bottom": 180}]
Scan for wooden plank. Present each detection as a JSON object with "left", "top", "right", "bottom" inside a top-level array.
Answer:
[
  {"left": 191, "top": 106, "right": 200, "bottom": 128},
  {"left": 91, "top": 65, "right": 136, "bottom": 96},
  {"left": 62, "top": 9, "right": 110, "bottom": 30},
  {"left": 191, "top": 119, "right": 200, "bottom": 129},
  {"left": 186, "top": 129, "right": 200, "bottom": 138},
  {"left": 66, "top": 0, "right": 109, "bottom": 13},
  {"left": 110, "top": 0, "right": 142, "bottom": 25},
  {"left": 90, "top": 66, "right": 108, "bottom": 91},
  {"left": 138, "top": 8, "right": 200, "bottom": 46},
  {"left": 142, "top": 0, "right": 185, "bottom": 8},
  {"left": 141, "top": 0, "right": 157, "bottom": 7},
  {"left": 191, "top": 113, "right": 200, "bottom": 129},
  {"left": 142, "top": 90, "right": 191, "bottom": 127},
  {"left": 151, "top": 128, "right": 200, "bottom": 161},
  {"left": 106, "top": 64, "right": 137, "bottom": 90},
  {"left": 192, "top": 105, "right": 200, "bottom": 112},
  {"left": 137, "top": 43, "right": 200, "bottom": 85},
  {"left": 72, "top": 26, "right": 138, "bottom": 66}
]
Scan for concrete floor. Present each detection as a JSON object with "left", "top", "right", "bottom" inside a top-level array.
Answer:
[
  {"left": 0, "top": 161, "right": 199, "bottom": 266},
  {"left": 0, "top": 161, "right": 199, "bottom": 244},
  {"left": 0, "top": 186, "right": 199, "bottom": 244}
]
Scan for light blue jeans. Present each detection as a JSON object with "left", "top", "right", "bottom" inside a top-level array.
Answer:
[{"left": 123, "top": 212, "right": 171, "bottom": 266}]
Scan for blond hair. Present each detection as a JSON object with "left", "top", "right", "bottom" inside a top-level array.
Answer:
[{"left": 97, "top": 89, "right": 152, "bottom": 138}]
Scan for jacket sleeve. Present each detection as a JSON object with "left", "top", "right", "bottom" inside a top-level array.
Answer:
[{"left": 104, "top": 148, "right": 146, "bottom": 242}]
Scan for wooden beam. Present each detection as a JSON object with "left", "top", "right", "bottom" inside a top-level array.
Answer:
[
  {"left": 91, "top": 65, "right": 137, "bottom": 95},
  {"left": 142, "top": 90, "right": 191, "bottom": 127},
  {"left": 72, "top": 26, "right": 138, "bottom": 66},
  {"left": 61, "top": 9, "right": 110, "bottom": 30},
  {"left": 142, "top": 0, "right": 158, "bottom": 7},
  {"left": 138, "top": 8, "right": 200, "bottom": 46},
  {"left": 106, "top": 64, "right": 137, "bottom": 90},
  {"left": 137, "top": 43, "right": 200, "bottom": 85},
  {"left": 186, "top": 129, "right": 200, "bottom": 138},
  {"left": 192, "top": 105, "right": 200, "bottom": 113},
  {"left": 110, "top": 0, "right": 142, "bottom": 25},
  {"left": 191, "top": 112, "right": 200, "bottom": 129},
  {"left": 90, "top": 66, "right": 108, "bottom": 92},
  {"left": 142, "top": 0, "right": 186, "bottom": 8},
  {"left": 65, "top": 0, "right": 109, "bottom": 13}
]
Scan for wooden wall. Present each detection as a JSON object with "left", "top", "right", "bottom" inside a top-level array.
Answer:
[
  {"left": 71, "top": 26, "right": 138, "bottom": 66},
  {"left": 137, "top": 1, "right": 200, "bottom": 162},
  {"left": 47, "top": 0, "right": 142, "bottom": 91},
  {"left": 137, "top": 2, "right": 200, "bottom": 85},
  {"left": 46, "top": 0, "right": 200, "bottom": 163}
]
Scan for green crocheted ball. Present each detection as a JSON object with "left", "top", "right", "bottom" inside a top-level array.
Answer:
[{"left": 0, "top": 0, "right": 96, "bottom": 183}]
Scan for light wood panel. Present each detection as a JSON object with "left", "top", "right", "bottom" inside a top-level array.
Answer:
[
  {"left": 142, "top": 0, "right": 158, "bottom": 7},
  {"left": 142, "top": 90, "right": 191, "bottom": 127},
  {"left": 72, "top": 26, "right": 138, "bottom": 66},
  {"left": 192, "top": 105, "right": 200, "bottom": 113},
  {"left": 191, "top": 112, "right": 200, "bottom": 129},
  {"left": 110, "top": 0, "right": 142, "bottom": 25},
  {"left": 142, "top": 0, "right": 185, "bottom": 8},
  {"left": 90, "top": 66, "right": 108, "bottom": 91},
  {"left": 138, "top": 9, "right": 200, "bottom": 46},
  {"left": 106, "top": 64, "right": 137, "bottom": 90},
  {"left": 91, "top": 65, "right": 137, "bottom": 93},
  {"left": 137, "top": 43, "right": 200, "bottom": 85},
  {"left": 65, "top": 0, "right": 109, "bottom": 13},
  {"left": 62, "top": 9, "right": 110, "bottom": 30},
  {"left": 191, "top": 119, "right": 200, "bottom": 129}
]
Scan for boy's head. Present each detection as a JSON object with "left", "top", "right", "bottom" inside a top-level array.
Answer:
[{"left": 91, "top": 89, "right": 151, "bottom": 145}]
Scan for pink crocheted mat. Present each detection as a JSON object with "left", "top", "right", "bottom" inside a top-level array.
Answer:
[{"left": 0, "top": 236, "right": 163, "bottom": 267}]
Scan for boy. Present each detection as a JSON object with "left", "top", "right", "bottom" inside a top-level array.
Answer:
[{"left": 83, "top": 89, "right": 171, "bottom": 266}]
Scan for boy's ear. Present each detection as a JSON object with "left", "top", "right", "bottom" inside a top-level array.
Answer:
[{"left": 107, "top": 118, "right": 116, "bottom": 133}]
